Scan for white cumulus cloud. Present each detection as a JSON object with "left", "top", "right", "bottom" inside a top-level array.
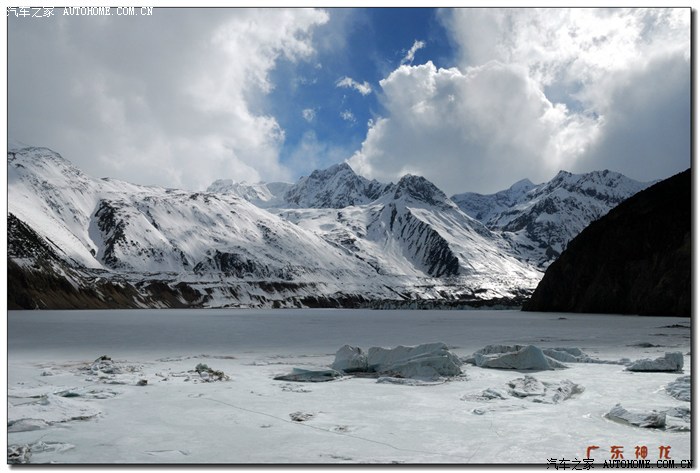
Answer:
[
  {"left": 335, "top": 76, "right": 373, "bottom": 96},
  {"left": 350, "top": 8, "right": 690, "bottom": 194},
  {"left": 349, "top": 61, "right": 598, "bottom": 195}
]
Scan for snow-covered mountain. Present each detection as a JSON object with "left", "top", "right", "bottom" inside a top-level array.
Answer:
[
  {"left": 451, "top": 170, "right": 654, "bottom": 267},
  {"left": 451, "top": 178, "right": 537, "bottom": 224},
  {"left": 205, "top": 179, "right": 292, "bottom": 208},
  {"left": 283, "top": 163, "right": 391, "bottom": 209},
  {"left": 208, "top": 162, "right": 391, "bottom": 209},
  {"left": 214, "top": 163, "right": 652, "bottom": 271},
  {"left": 8, "top": 147, "right": 542, "bottom": 309},
  {"left": 277, "top": 173, "right": 538, "bottom": 290}
]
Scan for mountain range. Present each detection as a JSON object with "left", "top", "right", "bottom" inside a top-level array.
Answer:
[{"left": 8, "top": 146, "right": 652, "bottom": 309}]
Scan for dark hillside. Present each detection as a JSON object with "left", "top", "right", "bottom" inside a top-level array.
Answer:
[{"left": 522, "top": 169, "right": 690, "bottom": 316}]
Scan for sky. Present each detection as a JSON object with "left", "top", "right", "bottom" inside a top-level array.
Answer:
[{"left": 8, "top": 7, "right": 691, "bottom": 195}]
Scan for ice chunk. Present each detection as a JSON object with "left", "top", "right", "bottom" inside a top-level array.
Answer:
[
  {"left": 366, "top": 342, "right": 462, "bottom": 379},
  {"left": 469, "top": 345, "right": 620, "bottom": 367},
  {"left": 53, "top": 387, "right": 121, "bottom": 399},
  {"left": 542, "top": 347, "right": 615, "bottom": 364},
  {"left": 542, "top": 348, "right": 583, "bottom": 363},
  {"left": 331, "top": 345, "right": 368, "bottom": 373},
  {"left": 507, "top": 375, "right": 547, "bottom": 397},
  {"left": 471, "top": 345, "right": 567, "bottom": 370},
  {"left": 665, "top": 406, "right": 690, "bottom": 423},
  {"left": 479, "top": 388, "right": 509, "bottom": 400},
  {"left": 274, "top": 368, "right": 342, "bottom": 383},
  {"left": 289, "top": 411, "right": 314, "bottom": 422},
  {"left": 86, "top": 355, "right": 122, "bottom": 374},
  {"left": 626, "top": 352, "right": 683, "bottom": 372},
  {"left": 193, "top": 363, "right": 229, "bottom": 381},
  {"left": 505, "top": 376, "right": 583, "bottom": 404},
  {"left": 548, "top": 380, "right": 585, "bottom": 404},
  {"left": 664, "top": 406, "right": 691, "bottom": 432},
  {"left": 605, "top": 404, "right": 666, "bottom": 428},
  {"left": 666, "top": 376, "right": 690, "bottom": 401}
]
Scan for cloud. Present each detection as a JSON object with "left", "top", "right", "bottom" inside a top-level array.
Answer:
[
  {"left": 401, "top": 39, "right": 426, "bottom": 65},
  {"left": 335, "top": 76, "right": 373, "bottom": 96},
  {"left": 340, "top": 109, "right": 356, "bottom": 123},
  {"left": 8, "top": 8, "right": 329, "bottom": 190},
  {"left": 350, "top": 8, "right": 689, "bottom": 194},
  {"left": 581, "top": 51, "right": 690, "bottom": 182},
  {"left": 349, "top": 61, "right": 598, "bottom": 195},
  {"left": 441, "top": 8, "right": 689, "bottom": 107},
  {"left": 302, "top": 108, "right": 316, "bottom": 122}
]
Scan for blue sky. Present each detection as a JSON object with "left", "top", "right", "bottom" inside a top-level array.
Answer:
[
  {"left": 8, "top": 7, "right": 691, "bottom": 194},
  {"left": 266, "top": 8, "right": 453, "bottom": 176}
]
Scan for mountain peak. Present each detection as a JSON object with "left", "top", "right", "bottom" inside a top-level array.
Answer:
[
  {"left": 207, "top": 179, "right": 234, "bottom": 193},
  {"left": 307, "top": 162, "right": 355, "bottom": 180},
  {"left": 9, "top": 146, "right": 88, "bottom": 183},
  {"left": 509, "top": 178, "right": 535, "bottom": 191},
  {"left": 393, "top": 174, "right": 453, "bottom": 209},
  {"left": 552, "top": 170, "right": 573, "bottom": 182},
  {"left": 285, "top": 162, "right": 388, "bottom": 208}
]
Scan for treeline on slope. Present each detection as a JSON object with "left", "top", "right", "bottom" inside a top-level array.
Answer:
[{"left": 523, "top": 169, "right": 690, "bottom": 317}]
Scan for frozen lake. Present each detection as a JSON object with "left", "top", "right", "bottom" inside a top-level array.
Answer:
[{"left": 7, "top": 309, "right": 692, "bottom": 464}]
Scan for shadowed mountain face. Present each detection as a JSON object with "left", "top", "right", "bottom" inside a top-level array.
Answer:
[{"left": 522, "top": 169, "right": 690, "bottom": 316}]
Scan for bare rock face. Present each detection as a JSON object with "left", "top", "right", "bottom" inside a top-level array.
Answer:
[{"left": 523, "top": 169, "right": 690, "bottom": 316}]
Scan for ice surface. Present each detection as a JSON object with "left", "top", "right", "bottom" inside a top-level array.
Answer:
[
  {"left": 626, "top": 352, "right": 684, "bottom": 372},
  {"left": 7, "top": 309, "right": 691, "bottom": 464},
  {"left": 8, "top": 395, "right": 101, "bottom": 432}
]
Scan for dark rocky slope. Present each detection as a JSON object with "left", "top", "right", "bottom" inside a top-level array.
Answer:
[{"left": 522, "top": 169, "right": 690, "bottom": 316}]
